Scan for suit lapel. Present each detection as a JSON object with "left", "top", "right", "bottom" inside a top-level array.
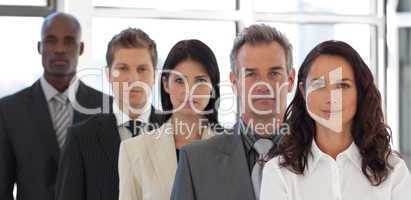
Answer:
[
  {"left": 28, "top": 80, "right": 60, "bottom": 162},
  {"left": 97, "top": 114, "right": 121, "bottom": 163},
  {"left": 149, "top": 122, "right": 216, "bottom": 196},
  {"left": 148, "top": 121, "right": 177, "bottom": 196},
  {"left": 201, "top": 126, "right": 215, "bottom": 140},
  {"left": 215, "top": 124, "right": 255, "bottom": 200},
  {"left": 72, "top": 81, "right": 93, "bottom": 123},
  {"left": 148, "top": 106, "right": 166, "bottom": 128}
]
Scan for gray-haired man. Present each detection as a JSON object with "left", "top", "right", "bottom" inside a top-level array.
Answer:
[{"left": 171, "top": 24, "right": 296, "bottom": 200}]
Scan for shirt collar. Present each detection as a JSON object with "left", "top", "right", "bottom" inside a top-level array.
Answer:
[
  {"left": 112, "top": 100, "right": 152, "bottom": 126},
  {"left": 40, "top": 75, "right": 80, "bottom": 102},
  {"left": 308, "top": 140, "right": 327, "bottom": 173},
  {"left": 341, "top": 141, "right": 362, "bottom": 169},
  {"left": 239, "top": 120, "right": 282, "bottom": 153},
  {"left": 308, "top": 140, "right": 362, "bottom": 174}
]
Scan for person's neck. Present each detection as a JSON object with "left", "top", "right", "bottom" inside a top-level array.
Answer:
[
  {"left": 242, "top": 114, "right": 282, "bottom": 138},
  {"left": 315, "top": 123, "right": 353, "bottom": 160},
  {"left": 117, "top": 102, "right": 146, "bottom": 120},
  {"left": 44, "top": 73, "right": 74, "bottom": 93},
  {"left": 172, "top": 113, "right": 205, "bottom": 149},
  {"left": 128, "top": 113, "right": 141, "bottom": 120}
]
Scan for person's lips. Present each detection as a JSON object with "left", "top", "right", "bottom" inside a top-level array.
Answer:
[
  {"left": 51, "top": 59, "right": 69, "bottom": 65},
  {"left": 129, "top": 89, "right": 143, "bottom": 94},
  {"left": 253, "top": 97, "right": 276, "bottom": 103},
  {"left": 321, "top": 110, "right": 342, "bottom": 117},
  {"left": 180, "top": 99, "right": 199, "bottom": 108}
]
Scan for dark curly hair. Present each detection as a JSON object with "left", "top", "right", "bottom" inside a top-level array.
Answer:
[{"left": 279, "top": 40, "right": 393, "bottom": 186}]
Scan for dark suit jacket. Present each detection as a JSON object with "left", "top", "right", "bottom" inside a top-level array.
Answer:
[
  {"left": 171, "top": 123, "right": 256, "bottom": 200},
  {"left": 55, "top": 107, "right": 166, "bottom": 200},
  {"left": 0, "top": 80, "right": 111, "bottom": 200}
]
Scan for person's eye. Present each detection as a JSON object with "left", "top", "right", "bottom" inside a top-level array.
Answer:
[
  {"left": 65, "top": 38, "right": 76, "bottom": 45},
  {"left": 117, "top": 66, "right": 128, "bottom": 71},
  {"left": 310, "top": 80, "right": 325, "bottom": 89},
  {"left": 197, "top": 78, "right": 208, "bottom": 83},
  {"left": 44, "top": 38, "right": 56, "bottom": 44},
  {"left": 175, "top": 77, "right": 185, "bottom": 84},
  {"left": 137, "top": 67, "right": 147, "bottom": 73},
  {"left": 245, "top": 71, "right": 255, "bottom": 77},
  {"left": 336, "top": 83, "right": 351, "bottom": 89},
  {"left": 270, "top": 71, "right": 281, "bottom": 77}
]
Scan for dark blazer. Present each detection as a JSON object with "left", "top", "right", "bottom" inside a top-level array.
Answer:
[
  {"left": 55, "top": 107, "right": 166, "bottom": 200},
  {"left": 171, "top": 123, "right": 256, "bottom": 200},
  {"left": 0, "top": 80, "right": 111, "bottom": 200}
]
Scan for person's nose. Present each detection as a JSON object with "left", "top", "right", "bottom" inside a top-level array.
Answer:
[
  {"left": 182, "top": 80, "right": 195, "bottom": 98},
  {"left": 129, "top": 69, "right": 143, "bottom": 82},
  {"left": 254, "top": 84, "right": 270, "bottom": 94},
  {"left": 54, "top": 41, "right": 66, "bottom": 54},
  {"left": 253, "top": 76, "right": 271, "bottom": 94},
  {"left": 324, "top": 85, "right": 336, "bottom": 105}
]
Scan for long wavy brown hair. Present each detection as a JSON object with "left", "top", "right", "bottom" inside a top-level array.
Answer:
[{"left": 279, "top": 40, "right": 392, "bottom": 186}]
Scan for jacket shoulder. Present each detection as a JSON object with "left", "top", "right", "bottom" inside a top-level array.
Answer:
[
  {"left": 68, "top": 113, "right": 110, "bottom": 138},
  {"left": 181, "top": 132, "right": 235, "bottom": 156},
  {"left": 120, "top": 121, "right": 167, "bottom": 155},
  {"left": 0, "top": 86, "right": 32, "bottom": 107}
]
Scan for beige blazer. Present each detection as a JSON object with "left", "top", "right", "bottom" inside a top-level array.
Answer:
[{"left": 118, "top": 120, "right": 216, "bottom": 200}]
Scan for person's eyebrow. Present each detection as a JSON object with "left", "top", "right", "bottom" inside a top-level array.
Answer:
[
  {"left": 243, "top": 68, "right": 257, "bottom": 72},
  {"left": 115, "top": 63, "right": 129, "bottom": 67},
  {"left": 308, "top": 77, "right": 354, "bottom": 84},
  {"left": 333, "top": 78, "right": 354, "bottom": 83},
  {"left": 64, "top": 35, "right": 76, "bottom": 40},
  {"left": 195, "top": 75, "right": 208, "bottom": 79},
  {"left": 310, "top": 77, "right": 323, "bottom": 82},
  {"left": 137, "top": 64, "right": 150, "bottom": 68},
  {"left": 269, "top": 66, "right": 285, "bottom": 71},
  {"left": 44, "top": 35, "right": 57, "bottom": 39}
]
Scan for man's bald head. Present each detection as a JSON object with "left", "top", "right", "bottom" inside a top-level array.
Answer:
[{"left": 41, "top": 12, "right": 82, "bottom": 38}]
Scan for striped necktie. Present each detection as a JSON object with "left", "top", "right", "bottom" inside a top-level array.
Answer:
[
  {"left": 251, "top": 138, "right": 274, "bottom": 200},
  {"left": 52, "top": 93, "right": 71, "bottom": 149}
]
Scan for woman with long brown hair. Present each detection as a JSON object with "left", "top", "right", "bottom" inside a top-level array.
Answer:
[{"left": 260, "top": 40, "right": 410, "bottom": 200}]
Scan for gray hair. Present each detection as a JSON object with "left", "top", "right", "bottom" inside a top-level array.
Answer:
[{"left": 230, "top": 24, "right": 293, "bottom": 72}]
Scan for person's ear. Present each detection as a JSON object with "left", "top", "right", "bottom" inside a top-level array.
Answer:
[
  {"left": 79, "top": 42, "right": 84, "bottom": 55},
  {"left": 287, "top": 68, "right": 296, "bottom": 92},
  {"left": 298, "top": 81, "right": 305, "bottom": 98},
  {"left": 230, "top": 71, "right": 238, "bottom": 95},
  {"left": 162, "top": 76, "right": 170, "bottom": 94},
  {"left": 148, "top": 64, "right": 156, "bottom": 86},
  {"left": 37, "top": 41, "right": 42, "bottom": 54}
]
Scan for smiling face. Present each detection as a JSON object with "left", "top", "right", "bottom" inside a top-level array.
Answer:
[
  {"left": 303, "top": 55, "right": 358, "bottom": 132},
  {"left": 230, "top": 41, "right": 295, "bottom": 121},
  {"left": 163, "top": 59, "right": 212, "bottom": 116},
  {"left": 108, "top": 48, "right": 155, "bottom": 112}
]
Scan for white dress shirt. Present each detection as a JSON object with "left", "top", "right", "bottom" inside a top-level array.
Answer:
[
  {"left": 40, "top": 75, "right": 79, "bottom": 123},
  {"left": 112, "top": 101, "right": 152, "bottom": 141},
  {"left": 261, "top": 141, "right": 411, "bottom": 200}
]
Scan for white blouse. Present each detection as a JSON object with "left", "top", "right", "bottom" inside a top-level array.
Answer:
[{"left": 260, "top": 141, "right": 411, "bottom": 200}]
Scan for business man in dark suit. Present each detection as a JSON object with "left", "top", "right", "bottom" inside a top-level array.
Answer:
[
  {"left": 0, "top": 12, "right": 111, "bottom": 200},
  {"left": 171, "top": 24, "right": 296, "bottom": 200},
  {"left": 55, "top": 28, "right": 166, "bottom": 200}
]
